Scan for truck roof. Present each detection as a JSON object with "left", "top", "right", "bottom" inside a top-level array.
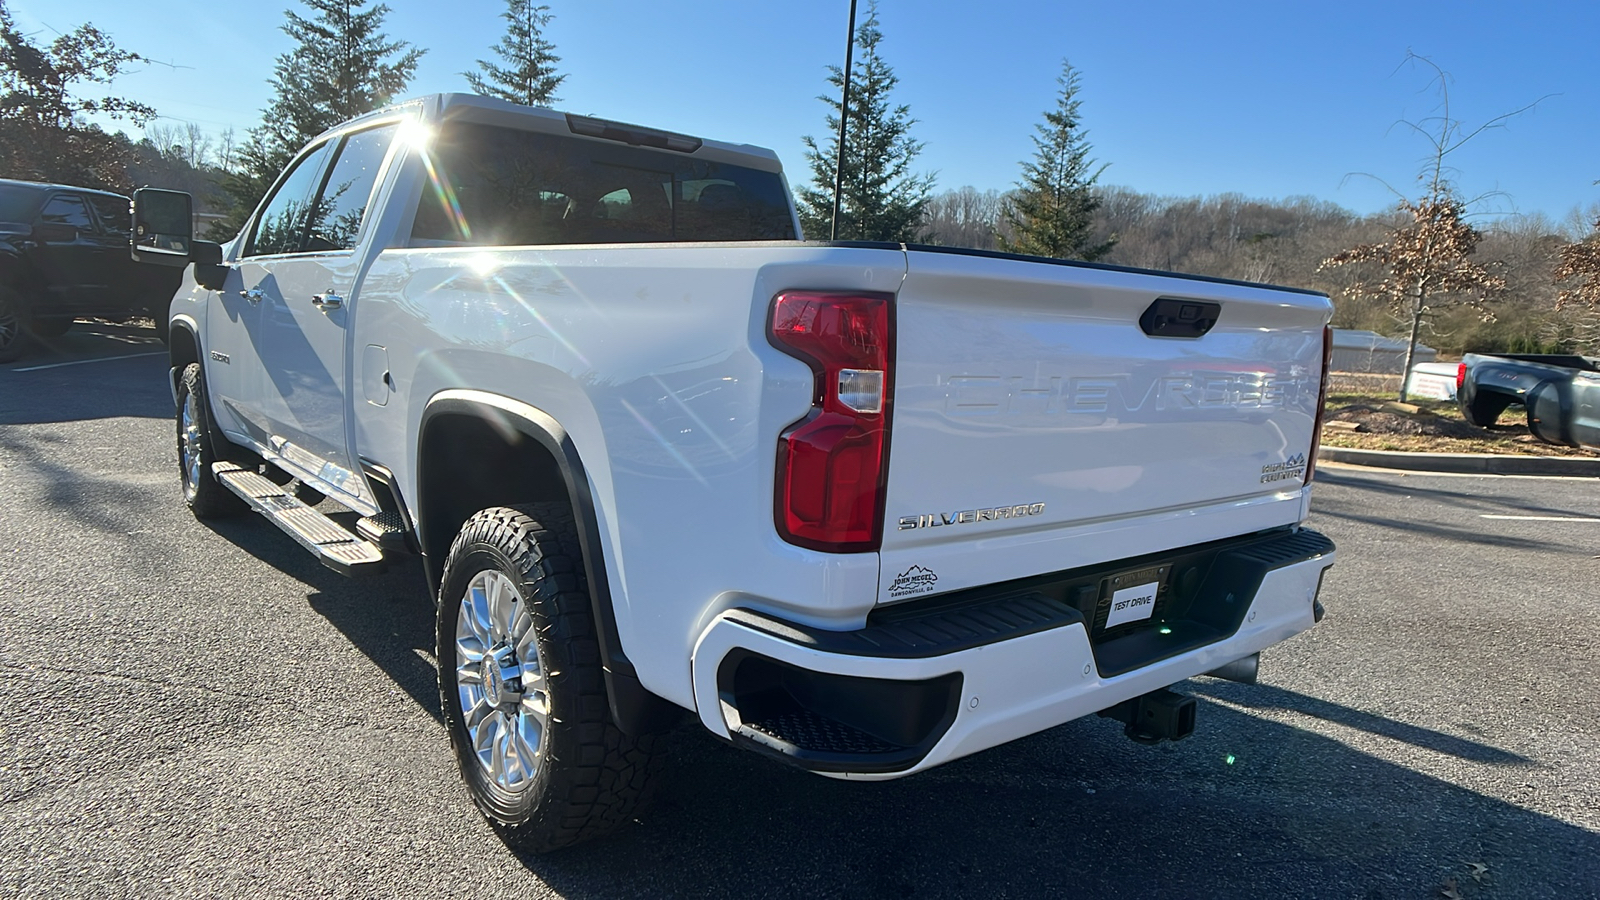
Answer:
[
  {"left": 325, "top": 92, "right": 785, "bottom": 173},
  {"left": 0, "top": 178, "right": 128, "bottom": 201}
]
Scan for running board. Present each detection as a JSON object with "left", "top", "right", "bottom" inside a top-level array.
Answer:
[{"left": 213, "top": 462, "right": 386, "bottom": 576}]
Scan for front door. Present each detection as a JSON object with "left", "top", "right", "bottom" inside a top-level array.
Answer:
[{"left": 209, "top": 139, "right": 333, "bottom": 449}]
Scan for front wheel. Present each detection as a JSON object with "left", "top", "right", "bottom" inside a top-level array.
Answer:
[
  {"left": 437, "top": 504, "right": 661, "bottom": 853},
  {"left": 176, "top": 362, "right": 246, "bottom": 518}
]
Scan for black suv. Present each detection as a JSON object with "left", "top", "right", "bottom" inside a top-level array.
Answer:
[{"left": 0, "top": 179, "right": 183, "bottom": 361}]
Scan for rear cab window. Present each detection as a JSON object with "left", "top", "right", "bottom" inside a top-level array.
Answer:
[
  {"left": 305, "top": 123, "right": 399, "bottom": 252},
  {"left": 410, "top": 122, "right": 795, "bottom": 247}
]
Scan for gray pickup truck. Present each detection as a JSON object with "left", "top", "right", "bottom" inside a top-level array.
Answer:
[{"left": 1457, "top": 352, "right": 1600, "bottom": 450}]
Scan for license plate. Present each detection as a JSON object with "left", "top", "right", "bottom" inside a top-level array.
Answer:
[{"left": 1097, "top": 565, "right": 1169, "bottom": 632}]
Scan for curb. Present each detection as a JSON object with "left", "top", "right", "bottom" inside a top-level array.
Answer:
[{"left": 1318, "top": 445, "right": 1600, "bottom": 477}]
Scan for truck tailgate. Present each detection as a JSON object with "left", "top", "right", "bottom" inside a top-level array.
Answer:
[{"left": 878, "top": 249, "right": 1331, "bottom": 602}]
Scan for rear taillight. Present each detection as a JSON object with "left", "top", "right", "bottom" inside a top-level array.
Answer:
[
  {"left": 1304, "top": 325, "right": 1333, "bottom": 485},
  {"left": 769, "top": 291, "right": 895, "bottom": 552},
  {"left": 1455, "top": 361, "right": 1468, "bottom": 393}
]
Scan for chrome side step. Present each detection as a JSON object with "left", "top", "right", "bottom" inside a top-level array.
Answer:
[{"left": 213, "top": 462, "right": 386, "bottom": 576}]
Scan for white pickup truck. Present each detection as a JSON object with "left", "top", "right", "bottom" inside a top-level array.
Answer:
[{"left": 132, "top": 93, "right": 1337, "bottom": 852}]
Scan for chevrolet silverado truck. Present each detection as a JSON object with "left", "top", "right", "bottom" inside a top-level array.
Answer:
[
  {"left": 1457, "top": 352, "right": 1600, "bottom": 451},
  {"left": 131, "top": 93, "right": 1337, "bottom": 852},
  {"left": 0, "top": 179, "right": 182, "bottom": 361}
]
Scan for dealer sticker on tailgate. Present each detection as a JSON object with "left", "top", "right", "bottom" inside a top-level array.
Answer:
[{"left": 1104, "top": 580, "right": 1160, "bottom": 629}]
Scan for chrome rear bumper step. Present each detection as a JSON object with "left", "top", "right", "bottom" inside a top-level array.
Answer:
[{"left": 213, "top": 462, "right": 386, "bottom": 576}]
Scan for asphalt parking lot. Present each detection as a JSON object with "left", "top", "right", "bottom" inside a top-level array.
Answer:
[{"left": 2, "top": 328, "right": 1597, "bottom": 899}]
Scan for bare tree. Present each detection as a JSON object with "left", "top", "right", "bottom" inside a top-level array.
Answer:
[
  {"left": 1553, "top": 209, "right": 1600, "bottom": 350},
  {"left": 1317, "top": 55, "right": 1538, "bottom": 399},
  {"left": 921, "top": 187, "right": 1006, "bottom": 250}
]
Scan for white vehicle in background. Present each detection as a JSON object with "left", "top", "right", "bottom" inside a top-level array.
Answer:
[
  {"left": 1406, "top": 361, "right": 1462, "bottom": 400},
  {"left": 131, "top": 93, "right": 1337, "bottom": 852}
]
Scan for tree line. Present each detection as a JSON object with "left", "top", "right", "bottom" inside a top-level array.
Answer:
[{"left": 3, "top": 0, "right": 1597, "bottom": 359}]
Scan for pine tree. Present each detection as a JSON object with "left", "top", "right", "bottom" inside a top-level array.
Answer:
[
  {"left": 0, "top": 0, "right": 153, "bottom": 190},
  {"left": 999, "top": 60, "right": 1114, "bottom": 261},
  {"left": 467, "top": 0, "right": 565, "bottom": 107},
  {"left": 212, "top": 0, "right": 423, "bottom": 239},
  {"left": 796, "top": 1, "right": 934, "bottom": 242}
]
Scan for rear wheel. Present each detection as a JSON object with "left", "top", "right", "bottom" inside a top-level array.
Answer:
[
  {"left": 1459, "top": 390, "right": 1514, "bottom": 428},
  {"left": 0, "top": 286, "right": 30, "bottom": 363},
  {"left": 176, "top": 362, "right": 246, "bottom": 518},
  {"left": 437, "top": 504, "right": 661, "bottom": 853}
]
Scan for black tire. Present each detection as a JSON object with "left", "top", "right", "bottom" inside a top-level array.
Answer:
[
  {"left": 437, "top": 504, "right": 661, "bottom": 854},
  {"left": 176, "top": 362, "right": 247, "bottom": 518},
  {"left": 0, "top": 285, "right": 31, "bottom": 363},
  {"left": 29, "top": 316, "right": 73, "bottom": 338}
]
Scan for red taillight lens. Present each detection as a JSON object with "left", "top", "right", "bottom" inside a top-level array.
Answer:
[
  {"left": 769, "top": 291, "right": 895, "bottom": 552},
  {"left": 1455, "top": 362, "right": 1468, "bottom": 393},
  {"left": 1305, "top": 325, "right": 1333, "bottom": 485}
]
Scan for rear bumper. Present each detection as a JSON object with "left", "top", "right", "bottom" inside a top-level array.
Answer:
[{"left": 690, "top": 528, "right": 1335, "bottom": 779}]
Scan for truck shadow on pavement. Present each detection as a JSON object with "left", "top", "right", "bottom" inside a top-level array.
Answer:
[
  {"left": 200, "top": 512, "right": 1597, "bottom": 899},
  {"left": 199, "top": 515, "right": 444, "bottom": 723},
  {"left": 521, "top": 703, "right": 1592, "bottom": 900}
]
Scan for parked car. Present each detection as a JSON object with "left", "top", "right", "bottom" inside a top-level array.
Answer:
[
  {"left": 129, "top": 93, "right": 1337, "bottom": 852},
  {"left": 1458, "top": 352, "right": 1600, "bottom": 450},
  {"left": 0, "top": 179, "right": 183, "bottom": 361}
]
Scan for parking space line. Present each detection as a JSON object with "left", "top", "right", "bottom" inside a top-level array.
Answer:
[
  {"left": 1479, "top": 514, "right": 1600, "bottom": 522},
  {"left": 9, "top": 351, "right": 167, "bottom": 372}
]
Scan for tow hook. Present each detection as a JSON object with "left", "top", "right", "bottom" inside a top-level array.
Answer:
[{"left": 1098, "top": 688, "right": 1197, "bottom": 745}]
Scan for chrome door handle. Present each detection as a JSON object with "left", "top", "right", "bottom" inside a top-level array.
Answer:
[
  {"left": 312, "top": 291, "right": 344, "bottom": 311},
  {"left": 239, "top": 288, "right": 264, "bottom": 304}
]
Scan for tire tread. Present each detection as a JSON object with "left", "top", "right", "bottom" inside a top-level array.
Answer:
[{"left": 438, "top": 503, "right": 662, "bottom": 853}]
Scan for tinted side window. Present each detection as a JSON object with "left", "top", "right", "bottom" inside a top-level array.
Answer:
[
  {"left": 39, "top": 195, "right": 94, "bottom": 230},
  {"left": 410, "top": 123, "right": 796, "bottom": 247},
  {"left": 246, "top": 143, "right": 331, "bottom": 257},
  {"left": 305, "top": 124, "right": 398, "bottom": 252},
  {"left": 86, "top": 195, "right": 132, "bottom": 235}
]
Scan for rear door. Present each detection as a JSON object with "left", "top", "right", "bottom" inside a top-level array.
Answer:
[{"left": 878, "top": 249, "right": 1331, "bottom": 602}]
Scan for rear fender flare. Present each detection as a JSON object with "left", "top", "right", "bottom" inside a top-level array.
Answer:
[{"left": 416, "top": 390, "right": 679, "bottom": 734}]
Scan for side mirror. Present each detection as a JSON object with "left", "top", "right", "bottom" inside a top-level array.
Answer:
[
  {"left": 192, "top": 240, "right": 229, "bottom": 291},
  {"left": 131, "top": 188, "right": 193, "bottom": 266},
  {"left": 30, "top": 223, "right": 79, "bottom": 243}
]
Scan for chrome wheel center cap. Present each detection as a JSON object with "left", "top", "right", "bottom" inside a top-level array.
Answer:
[{"left": 482, "top": 656, "right": 506, "bottom": 707}]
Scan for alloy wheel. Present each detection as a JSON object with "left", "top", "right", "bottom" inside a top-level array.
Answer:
[{"left": 454, "top": 569, "right": 549, "bottom": 792}]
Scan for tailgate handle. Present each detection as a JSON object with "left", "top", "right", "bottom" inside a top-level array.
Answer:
[{"left": 1140, "top": 298, "right": 1220, "bottom": 339}]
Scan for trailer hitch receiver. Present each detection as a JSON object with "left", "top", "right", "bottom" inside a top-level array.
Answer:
[{"left": 1098, "top": 688, "right": 1197, "bottom": 744}]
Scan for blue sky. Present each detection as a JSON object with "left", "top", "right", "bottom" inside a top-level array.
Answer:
[{"left": 16, "top": 0, "right": 1599, "bottom": 225}]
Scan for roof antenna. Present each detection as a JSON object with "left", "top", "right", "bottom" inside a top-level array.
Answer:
[{"left": 829, "top": 0, "right": 859, "bottom": 241}]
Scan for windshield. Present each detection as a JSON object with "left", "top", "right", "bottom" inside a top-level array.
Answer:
[{"left": 0, "top": 184, "right": 43, "bottom": 224}]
